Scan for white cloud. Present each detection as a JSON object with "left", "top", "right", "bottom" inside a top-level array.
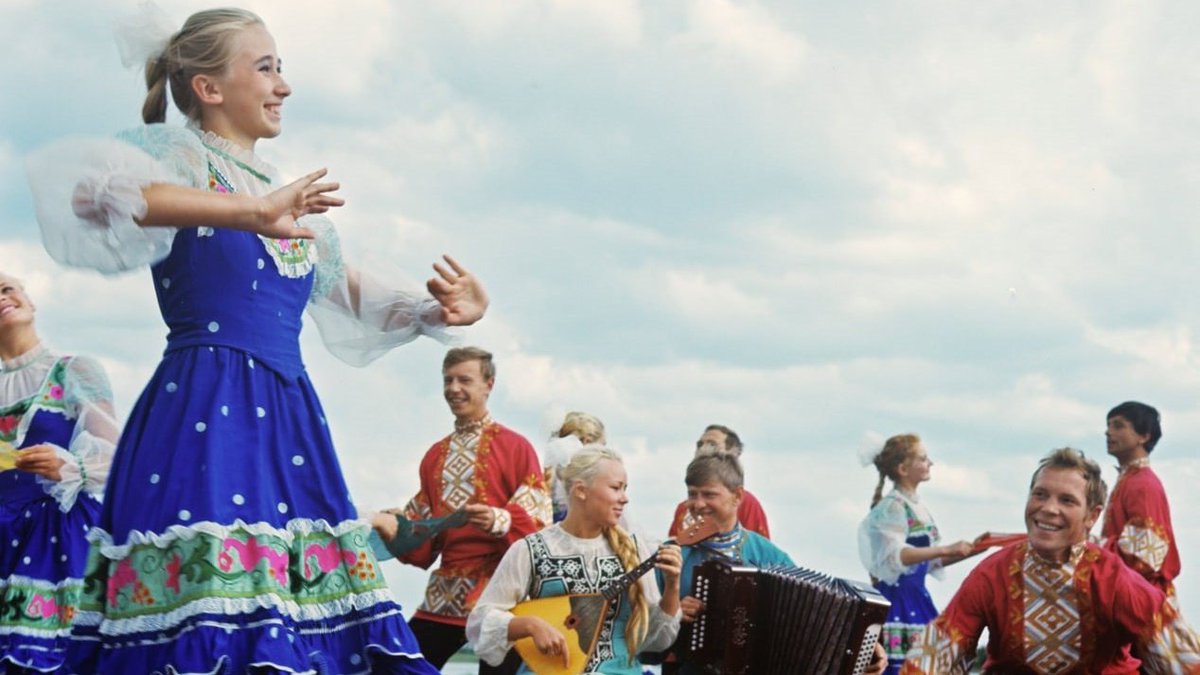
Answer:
[{"left": 672, "top": 0, "right": 807, "bottom": 84}]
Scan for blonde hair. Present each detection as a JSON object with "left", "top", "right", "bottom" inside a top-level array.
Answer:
[
  {"left": 141, "top": 8, "right": 264, "bottom": 124},
  {"left": 557, "top": 411, "right": 606, "bottom": 444},
  {"left": 869, "top": 433, "right": 921, "bottom": 508},
  {"left": 558, "top": 446, "right": 648, "bottom": 662}
]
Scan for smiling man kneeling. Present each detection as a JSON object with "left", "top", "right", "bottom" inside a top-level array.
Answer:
[{"left": 902, "top": 447, "right": 1200, "bottom": 674}]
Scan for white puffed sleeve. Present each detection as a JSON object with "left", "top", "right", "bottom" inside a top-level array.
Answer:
[
  {"left": 858, "top": 497, "right": 911, "bottom": 585},
  {"left": 25, "top": 124, "right": 206, "bottom": 274},
  {"left": 466, "top": 540, "right": 532, "bottom": 666},
  {"left": 41, "top": 356, "right": 120, "bottom": 512},
  {"left": 636, "top": 535, "right": 681, "bottom": 653},
  {"left": 304, "top": 215, "right": 461, "bottom": 366}
]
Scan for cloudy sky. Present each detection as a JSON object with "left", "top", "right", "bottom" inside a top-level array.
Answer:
[{"left": 3, "top": 0, "right": 1200, "bottom": 623}]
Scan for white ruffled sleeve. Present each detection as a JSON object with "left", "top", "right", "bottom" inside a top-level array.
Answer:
[
  {"left": 40, "top": 356, "right": 120, "bottom": 512},
  {"left": 466, "top": 539, "right": 532, "bottom": 666},
  {"left": 637, "top": 535, "right": 682, "bottom": 653},
  {"left": 305, "top": 215, "right": 461, "bottom": 366},
  {"left": 858, "top": 497, "right": 911, "bottom": 585},
  {"left": 25, "top": 124, "right": 206, "bottom": 274}
]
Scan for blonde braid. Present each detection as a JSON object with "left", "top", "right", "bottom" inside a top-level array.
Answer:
[{"left": 603, "top": 524, "right": 649, "bottom": 663}]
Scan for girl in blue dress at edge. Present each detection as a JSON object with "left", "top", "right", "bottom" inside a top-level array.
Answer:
[
  {"left": 25, "top": 6, "right": 487, "bottom": 674},
  {"left": 858, "top": 434, "right": 978, "bottom": 675},
  {"left": 0, "top": 273, "right": 119, "bottom": 673}
]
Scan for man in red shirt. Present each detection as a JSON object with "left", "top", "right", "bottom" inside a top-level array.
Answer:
[
  {"left": 1101, "top": 401, "right": 1180, "bottom": 597},
  {"left": 667, "top": 424, "right": 770, "bottom": 539},
  {"left": 392, "top": 347, "right": 552, "bottom": 674}
]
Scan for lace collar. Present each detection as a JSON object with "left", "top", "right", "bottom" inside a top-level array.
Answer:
[
  {"left": 0, "top": 342, "right": 50, "bottom": 374},
  {"left": 188, "top": 124, "right": 276, "bottom": 184}
]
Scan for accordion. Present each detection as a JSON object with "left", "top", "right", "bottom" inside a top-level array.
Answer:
[{"left": 682, "top": 558, "right": 891, "bottom": 675}]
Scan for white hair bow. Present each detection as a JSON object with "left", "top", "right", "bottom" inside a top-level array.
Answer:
[
  {"left": 113, "top": 1, "right": 176, "bottom": 69},
  {"left": 857, "top": 430, "right": 886, "bottom": 467}
]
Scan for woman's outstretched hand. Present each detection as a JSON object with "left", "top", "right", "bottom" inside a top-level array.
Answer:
[
  {"left": 427, "top": 255, "right": 489, "bottom": 326},
  {"left": 256, "top": 168, "right": 344, "bottom": 239}
]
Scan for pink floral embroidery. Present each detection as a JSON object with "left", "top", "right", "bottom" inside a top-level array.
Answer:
[
  {"left": 222, "top": 537, "right": 289, "bottom": 586},
  {"left": 108, "top": 558, "right": 138, "bottom": 608},
  {"left": 25, "top": 593, "right": 59, "bottom": 620},
  {"left": 0, "top": 415, "right": 17, "bottom": 437},
  {"left": 303, "top": 541, "right": 357, "bottom": 579},
  {"left": 165, "top": 553, "right": 182, "bottom": 594},
  {"left": 47, "top": 384, "right": 64, "bottom": 400}
]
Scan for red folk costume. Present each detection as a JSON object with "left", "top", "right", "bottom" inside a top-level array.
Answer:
[
  {"left": 401, "top": 416, "right": 553, "bottom": 627},
  {"left": 901, "top": 541, "right": 1200, "bottom": 674},
  {"left": 1100, "top": 457, "right": 1180, "bottom": 597},
  {"left": 668, "top": 489, "right": 771, "bottom": 539}
]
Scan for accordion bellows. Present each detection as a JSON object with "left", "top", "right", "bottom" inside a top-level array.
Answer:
[{"left": 683, "top": 559, "right": 891, "bottom": 675}]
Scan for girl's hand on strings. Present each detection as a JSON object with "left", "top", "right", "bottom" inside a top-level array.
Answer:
[
  {"left": 14, "top": 444, "right": 66, "bottom": 482},
  {"left": 519, "top": 617, "right": 570, "bottom": 668},
  {"left": 427, "top": 255, "right": 489, "bottom": 326},
  {"left": 256, "top": 168, "right": 343, "bottom": 239}
]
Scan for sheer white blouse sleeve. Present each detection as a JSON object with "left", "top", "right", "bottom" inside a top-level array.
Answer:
[
  {"left": 304, "top": 215, "right": 460, "bottom": 366},
  {"left": 465, "top": 539, "right": 532, "bottom": 666},
  {"left": 858, "top": 496, "right": 911, "bottom": 585},
  {"left": 44, "top": 356, "right": 120, "bottom": 512},
  {"left": 25, "top": 124, "right": 206, "bottom": 274}
]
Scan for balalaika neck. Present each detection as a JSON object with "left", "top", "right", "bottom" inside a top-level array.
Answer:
[{"left": 601, "top": 550, "right": 659, "bottom": 602}]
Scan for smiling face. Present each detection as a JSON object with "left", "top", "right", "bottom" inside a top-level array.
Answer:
[
  {"left": 1025, "top": 467, "right": 1102, "bottom": 564},
  {"left": 573, "top": 459, "right": 628, "bottom": 529},
  {"left": 0, "top": 274, "right": 34, "bottom": 329},
  {"left": 442, "top": 358, "right": 493, "bottom": 423},
  {"left": 687, "top": 479, "right": 743, "bottom": 532},
  {"left": 199, "top": 24, "right": 291, "bottom": 148}
]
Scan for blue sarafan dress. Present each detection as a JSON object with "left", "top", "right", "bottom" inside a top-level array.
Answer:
[
  {"left": 858, "top": 489, "right": 942, "bottom": 675},
  {"left": 26, "top": 124, "right": 449, "bottom": 674},
  {"left": 1, "top": 346, "right": 118, "bottom": 672}
]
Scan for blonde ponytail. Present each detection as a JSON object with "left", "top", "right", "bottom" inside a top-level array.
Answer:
[
  {"left": 603, "top": 524, "right": 649, "bottom": 663},
  {"left": 142, "top": 55, "right": 170, "bottom": 123}
]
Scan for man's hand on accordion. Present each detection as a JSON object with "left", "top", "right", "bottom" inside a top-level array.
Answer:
[
  {"left": 679, "top": 595, "right": 705, "bottom": 623},
  {"left": 864, "top": 641, "right": 887, "bottom": 675}
]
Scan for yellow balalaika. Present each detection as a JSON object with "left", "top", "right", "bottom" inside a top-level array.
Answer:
[{"left": 510, "top": 517, "right": 718, "bottom": 675}]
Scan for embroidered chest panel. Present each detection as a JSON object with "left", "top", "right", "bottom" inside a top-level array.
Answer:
[
  {"left": 900, "top": 499, "right": 939, "bottom": 541},
  {"left": 527, "top": 533, "right": 626, "bottom": 670},
  {"left": 0, "top": 358, "right": 70, "bottom": 444},
  {"left": 1021, "top": 556, "right": 1083, "bottom": 674},
  {"left": 206, "top": 160, "right": 315, "bottom": 278},
  {"left": 440, "top": 430, "right": 483, "bottom": 509}
]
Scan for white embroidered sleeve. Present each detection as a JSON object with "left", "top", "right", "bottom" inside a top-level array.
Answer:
[
  {"left": 466, "top": 542, "right": 532, "bottom": 666},
  {"left": 304, "top": 216, "right": 461, "bottom": 366},
  {"left": 25, "top": 125, "right": 205, "bottom": 274},
  {"left": 858, "top": 498, "right": 910, "bottom": 585}
]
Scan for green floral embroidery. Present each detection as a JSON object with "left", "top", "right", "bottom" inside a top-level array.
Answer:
[
  {"left": 80, "top": 524, "right": 385, "bottom": 620},
  {"left": 0, "top": 359, "right": 70, "bottom": 443},
  {"left": 0, "top": 577, "right": 81, "bottom": 633}
]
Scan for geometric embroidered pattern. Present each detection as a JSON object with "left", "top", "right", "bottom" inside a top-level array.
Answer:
[
  {"left": 1144, "top": 612, "right": 1200, "bottom": 670},
  {"left": 901, "top": 619, "right": 970, "bottom": 674},
  {"left": 441, "top": 430, "right": 481, "bottom": 509},
  {"left": 418, "top": 571, "right": 480, "bottom": 619},
  {"left": 526, "top": 532, "right": 625, "bottom": 672},
  {"left": 511, "top": 483, "right": 553, "bottom": 528},
  {"left": 1119, "top": 521, "right": 1169, "bottom": 573},
  {"left": 1022, "top": 554, "right": 1081, "bottom": 674}
]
